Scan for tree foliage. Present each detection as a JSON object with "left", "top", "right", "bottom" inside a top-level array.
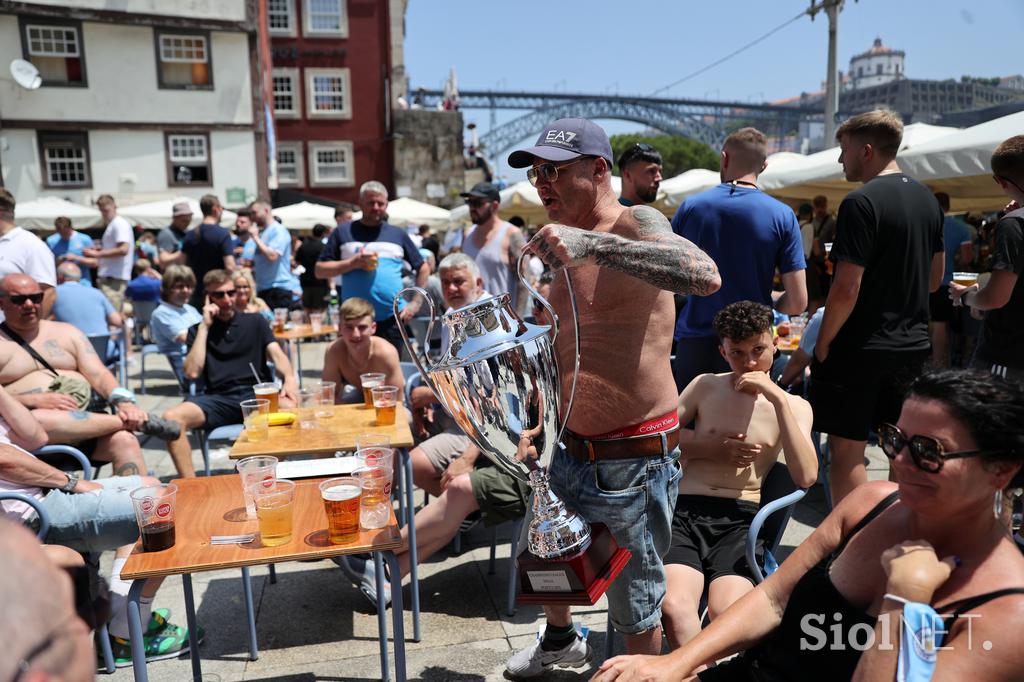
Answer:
[{"left": 609, "top": 133, "right": 720, "bottom": 177}]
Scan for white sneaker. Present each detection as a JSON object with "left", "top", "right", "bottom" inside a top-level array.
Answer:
[{"left": 505, "top": 635, "right": 592, "bottom": 678}]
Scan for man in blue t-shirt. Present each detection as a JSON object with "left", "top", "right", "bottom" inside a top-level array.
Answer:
[
  {"left": 670, "top": 127, "right": 807, "bottom": 392},
  {"left": 928, "top": 192, "right": 973, "bottom": 367},
  {"left": 46, "top": 217, "right": 96, "bottom": 285},
  {"left": 246, "top": 200, "right": 294, "bottom": 310},
  {"left": 316, "top": 181, "right": 429, "bottom": 350}
]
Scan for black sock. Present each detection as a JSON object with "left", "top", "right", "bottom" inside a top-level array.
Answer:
[{"left": 540, "top": 622, "right": 577, "bottom": 651}]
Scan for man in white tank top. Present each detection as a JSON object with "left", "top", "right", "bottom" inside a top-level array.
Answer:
[{"left": 459, "top": 182, "right": 530, "bottom": 316}]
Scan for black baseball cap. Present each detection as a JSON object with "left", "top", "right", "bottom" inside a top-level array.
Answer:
[
  {"left": 507, "top": 118, "right": 614, "bottom": 169},
  {"left": 459, "top": 181, "right": 500, "bottom": 202}
]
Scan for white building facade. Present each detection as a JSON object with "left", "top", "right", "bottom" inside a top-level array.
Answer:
[
  {"left": 0, "top": 0, "right": 269, "bottom": 208},
  {"left": 847, "top": 38, "right": 905, "bottom": 91}
]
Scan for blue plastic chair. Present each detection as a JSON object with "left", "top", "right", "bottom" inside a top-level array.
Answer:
[
  {"left": 603, "top": 462, "right": 807, "bottom": 660},
  {"left": 87, "top": 333, "right": 127, "bottom": 387}
]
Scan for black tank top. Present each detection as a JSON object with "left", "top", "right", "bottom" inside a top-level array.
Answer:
[{"left": 716, "top": 492, "right": 1024, "bottom": 682}]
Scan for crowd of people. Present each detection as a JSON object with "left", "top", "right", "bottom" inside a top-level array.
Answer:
[{"left": 1, "top": 109, "right": 1022, "bottom": 681}]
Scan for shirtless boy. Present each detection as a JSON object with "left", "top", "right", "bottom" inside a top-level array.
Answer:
[
  {"left": 0, "top": 273, "right": 178, "bottom": 476},
  {"left": 662, "top": 301, "right": 817, "bottom": 650},
  {"left": 321, "top": 297, "right": 404, "bottom": 405},
  {"left": 503, "top": 118, "right": 721, "bottom": 677}
]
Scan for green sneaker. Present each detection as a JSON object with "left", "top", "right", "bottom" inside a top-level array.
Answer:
[
  {"left": 147, "top": 608, "right": 171, "bottom": 633},
  {"left": 105, "top": 620, "right": 203, "bottom": 668}
]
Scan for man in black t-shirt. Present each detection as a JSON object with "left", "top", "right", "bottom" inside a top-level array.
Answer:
[
  {"left": 160, "top": 269, "right": 297, "bottom": 477},
  {"left": 296, "top": 224, "right": 329, "bottom": 313},
  {"left": 810, "top": 110, "right": 944, "bottom": 505},
  {"left": 181, "top": 194, "right": 236, "bottom": 307},
  {"left": 950, "top": 135, "right": 1024, "bottom": 381}
]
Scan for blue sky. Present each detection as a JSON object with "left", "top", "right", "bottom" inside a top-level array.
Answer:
[{"left": 405, "top": 0, "right": 1023, "bottom": 178}]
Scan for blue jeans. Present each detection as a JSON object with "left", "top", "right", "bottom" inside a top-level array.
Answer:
[
  {"left": 547, "top": 443, "right": 681, "bottom": 634},
  {"left": 41, "top": 476, "right": 143, "bottom": 554}
]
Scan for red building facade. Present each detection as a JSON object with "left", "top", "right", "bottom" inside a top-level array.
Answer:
[{"left": 267, "top": 0, "right": 394, "bottom": 205}]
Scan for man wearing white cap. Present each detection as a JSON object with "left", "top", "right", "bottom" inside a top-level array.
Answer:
[
  {"left": 502, "top": 118, "right": 721, "bottom": 676},
  {"left": 156, "top": 201, "right": 194, "bottom": 268}
]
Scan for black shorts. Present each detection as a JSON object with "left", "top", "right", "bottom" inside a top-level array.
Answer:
[
  {"left": 929, "top": 287, "right": 954, "bottom": 323},
  {"left": 186, "top": 386, "right": 255, "bottom": 430},
  {"left": 664, "top": 495, "right": 762, "bottom": 584},
  {"left": 301, "top": 286, "right": 329, "bottom": 310},
  {"left": 258, "top": 287, "right": 295, "bottom": 311},
  {"left": 809, "top": 348, "right": 928, "bottom": 441}
]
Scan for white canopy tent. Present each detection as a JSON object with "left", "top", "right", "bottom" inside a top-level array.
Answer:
[
  {"left": 271, "top": 201, "right": 343, "bottom": 230},
  {"left": 117, "top": 197, "right": 237, "bottom": 229},
  {"left": 660, "top": 169, "right": 721, "bottom": 207},
  {"left": 384, "top": 197, "right": 451, "bottom": 229},
  {"left": 14, "top": 197, "right": 101, "bottom": 230},
  {"left": 757, "top": 122, "right": 995, "bottom": 210}
]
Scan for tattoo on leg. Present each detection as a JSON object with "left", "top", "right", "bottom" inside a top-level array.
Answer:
[
  {"left": 70, "top": 410, "right": 90, "bottom": 421},
  {"left": 115, "top": 462, "right": 140, "bottom": 477}
]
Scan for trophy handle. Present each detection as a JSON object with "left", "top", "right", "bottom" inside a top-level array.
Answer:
[
  {"left": 517, "top": 253, "right": 580, "bottom": 451},
  {"left": 393, "top": 287, "right": 438, "bottom": 392}
]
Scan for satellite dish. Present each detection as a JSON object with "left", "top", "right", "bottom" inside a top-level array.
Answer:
[{"left": 10, "top": 59, "right": 41, "bottom": 90}]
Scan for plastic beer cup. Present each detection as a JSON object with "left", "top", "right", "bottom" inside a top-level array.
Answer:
[
  {"left": 249, "top": 478, "right": 295, "bottom": 547},
  {"left": 252, "top": 382, "right": 279, "bottom": 413},
  {"left": 240, "top": 398, "right": 270, "bottom": 441},
  {"left": 372, "top": 385, "right": 399, "bottom": 426},
  {"left": 353, "top": 465, "right": 391, "bottom": 530},
  {"left": 298, "top": 388, "right": 319, "bottom": 429},
  {"left": 130, "top": 483, "right": 178, "bottom": 552},
  {"left": 360, "top": 373, "right": 385, "bottom": 409},
  {"left": 310, "top": 312, "right": 323, "bottom": 333},
  {"left": 315, "top": 380, "right": 336, "bottom": 418},
  {"left": 236, "top": 456, "right": 278, "bottom": 518},
  {"left": 320, "top": 476, "right": 361, "bottom": 544}
]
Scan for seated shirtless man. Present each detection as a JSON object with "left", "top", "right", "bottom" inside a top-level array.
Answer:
[
  {"left": 662, "top": 301, "right": 817, "bottom": 650},
  {"left": 0, "top": 274, "right": 179, "bottom": 476},
  {"left": 321, "top": 297, "right": 404, "bottom": 405}
]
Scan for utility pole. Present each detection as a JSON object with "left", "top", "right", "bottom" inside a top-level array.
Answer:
[{"left": 808, "top": 0, "right": 849, "bottom": 146}]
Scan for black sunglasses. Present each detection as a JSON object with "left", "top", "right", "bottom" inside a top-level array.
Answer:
[
  {"left": 878, "top": 422, "right": 1013, "bottom": 473},
  {"left": 209, "top": 289, "right": 237, "bottom": 299},
  {"left": 632, "top": 142, "right": 655, "bottom": 153},
  {"left": 526, "top": 157, "right": 588, "bottom": 187},
  {"left": 6, "top": 293, "right": 44, "bottom": 305}
]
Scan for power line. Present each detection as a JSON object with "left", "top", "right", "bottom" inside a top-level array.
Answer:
[{"left": 648, "top": 9, "right": 810, "bottom": 98}]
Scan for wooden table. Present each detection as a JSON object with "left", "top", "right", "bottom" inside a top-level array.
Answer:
[
  {"left": 273, "top": 323, "right": 338, "bottom": 388},
  {"left": 120, "top": 474, "right": 408, "bottom": 681},
  {"left": 228, "top": 403, "right": 413, "bottom": 460},
  {"left": 227, "top": 402, "right": 421, "bottom": 641}
]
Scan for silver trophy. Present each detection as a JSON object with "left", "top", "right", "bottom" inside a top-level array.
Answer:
[{"left": 394, "top": 256, "right": 592, "bottom": 562}]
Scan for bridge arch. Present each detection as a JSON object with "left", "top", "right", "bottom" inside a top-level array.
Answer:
[{"left": 478, "top": 99, "right": 727, "bottom": 158}]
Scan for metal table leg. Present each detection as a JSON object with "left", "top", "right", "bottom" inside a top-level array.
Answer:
[
  {"left": 373, "top": 552, "right": 390, "bottom": 682},
  {"left": 240, "top": 566, "right": 259, "bottom": 660},
  {"left": 181, "top": 574, "right": 203, "bottom": 681},
  {"left": 400, "top": 448, "right": 421, "bottom": 642},
  {"left": 378, "top": 551, "right": 407, "bottom": 682},
  {"left": 127, "top": 579, "right": 149, "bottom": 682}
]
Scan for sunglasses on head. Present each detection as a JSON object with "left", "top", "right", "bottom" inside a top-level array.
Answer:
[
  {"left": 526, "top": 157, "right": 588, "bottom": 187},
  {"left": 208, "top": 289, "right": 237, "bottom": 299},
  {"left": 878, "top": 422, "right": 1013, "bottom": 473},
  {"left": 6, "top": 293, "right": 44, "bottom": 305}
]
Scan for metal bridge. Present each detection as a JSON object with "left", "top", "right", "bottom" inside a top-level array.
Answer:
[{"left": 412, "top": 89, "right": 822, "bottom": 156}]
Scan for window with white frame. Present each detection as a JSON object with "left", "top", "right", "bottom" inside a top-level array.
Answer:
[
  {"left": 38, "top": 132, "right": 90, "bottom": 188},
  {"left": 309, "top": 141, "right": 354, "bottom": 187},
  {"left": 304, "top": 0, "right": 347, "bottom": 36},
  {"left": 155, "top": 30, "right": 212, "bottom": 88},
  {"left": 268, "top": 0, "right": 296, "bottom": 35},
  {"left": 306, "top": 68, "right": 351, "bottom": 118},
  {"left": 22, "top": 20, "right": 86, "bottom": 85},
  {"left": 271, "top": 68, "right": 299, "bottom": 117},
  {"left": 276, "top": 143, "right": 304, "bottom": 186},
  {"left": 167, "top": 133, "right": 212, "bottom": 185}
]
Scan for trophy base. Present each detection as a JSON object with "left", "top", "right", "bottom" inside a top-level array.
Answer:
[{"left": 516, "top": 523, "right": 632, "bottom": 606}]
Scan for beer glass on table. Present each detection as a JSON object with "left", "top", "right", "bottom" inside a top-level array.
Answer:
[
  {"left": 236, "top": 455, "right": 278, "bottom": 518},
  {"left": 130, "top": 483, "right": 178, "bottom": 552},
  {"left": 249, "top": 478, "right": 295, "bottom": 547},
  {"left": 252, "top": 382, "right": 280, "bottom": 413},
  {"left": 320, "top": 476, "right": 361, "bottom": 544},
  {"left": 240, "top": 398, "right": 270, "bottom": 441},
  {"left": 371, "top": 385, "right": 399, "bottom": 426}
]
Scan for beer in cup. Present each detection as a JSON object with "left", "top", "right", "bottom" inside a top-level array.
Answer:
[
  {"left": 130, "top": 483, "right": 178, "bottom": 552},
  {"left": 360, "top": 372, "right": 385, "bottom": 409},
  {"left": 249, "top": 478, "right": 295, "bottom": 547},
  {"left": 320, "top": 476, "right": 361, "bottom": 544},
  {"left": 353, "top": 464, "right": 391, "bottom": 530},
  {"left": 273, "top": 308, "right": 288, "bottom": 333},
  {"left": 252, "top": 382, "right": 280, "bottom": 413},
  {"left": 236, "top": 455, "right": 278, "bottom": 518},
  {"left": 372, "top": 385, "right": 399, "bottom": 426},
  {"left": 240, "top": 398, "right": 270, "bottom": 441},
  {"left": 953, "top": 272, "right": 979, "bottom": 286}
]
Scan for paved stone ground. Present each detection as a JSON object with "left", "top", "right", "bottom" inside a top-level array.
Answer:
[{"left": 98, "top": 340, "right": 890, "bottom": 681}]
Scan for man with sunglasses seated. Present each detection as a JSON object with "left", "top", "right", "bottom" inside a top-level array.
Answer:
[
  {"left": 661, "top": 301, "right": 817, "bottom": 651},
  {"left": 159, "top": 269, "right": 298, "bottom": 477},
  {"left": 617, "top": 142, "right": 663, "bottom": 208},
  {"left": 0, "top": 273, "right": 179, "bottom": 480}
]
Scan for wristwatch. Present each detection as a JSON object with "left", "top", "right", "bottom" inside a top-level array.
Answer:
[{"left": 60, "top": 472, "right": 79, "bottom": 493}]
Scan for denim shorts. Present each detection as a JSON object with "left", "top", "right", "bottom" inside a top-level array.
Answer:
[
  {"left": 545, "top": 442, "right": 682, "bottom": 634},
  {"left": 41, "top": 475, "right": 143, "bottom": 554}
]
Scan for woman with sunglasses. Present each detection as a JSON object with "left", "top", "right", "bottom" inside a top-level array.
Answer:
[{"left": 595, "top": 368, "right": 1024, "bottom": 682}]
